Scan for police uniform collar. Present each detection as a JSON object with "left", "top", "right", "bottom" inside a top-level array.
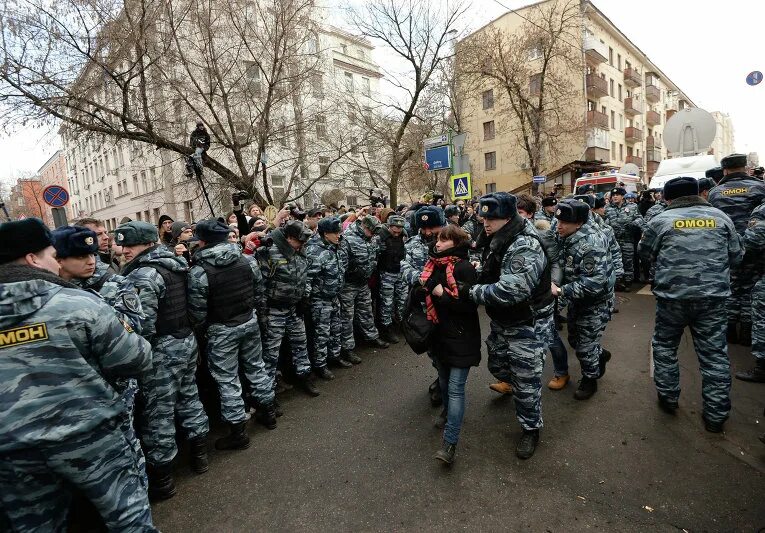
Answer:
[
  {"left": 717, "top": 171, "right": 756, "bottom": 186},
  {"left": 0, "top": 263, "right": 78, "bottom": 288},
  {"left": 488, "top": 215, "right": 526, "bottom": 252},
  {"left": 663, "top": 195, "right": 708, "bottom": 211},
  {"left": 120, "top": 244, "right": 161, "bottom": 276}
]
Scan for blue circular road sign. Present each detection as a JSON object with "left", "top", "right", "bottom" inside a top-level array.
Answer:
[
  {"left": 746, "top": 71, "right": 763, "bottom": 86},
  {"left": 42, "top": 185, "right": 70, "bottom": 207}
]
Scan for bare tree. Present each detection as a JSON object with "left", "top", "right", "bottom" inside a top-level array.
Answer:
[
  {"left": 346, "top": 0, "right": 467, "bottom": 206},
  {"left": 459, "top": 0, "right": 586, "bottom": 192}
]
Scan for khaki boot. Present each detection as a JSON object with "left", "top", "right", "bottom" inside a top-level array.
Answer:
[
  {"left": 547, "top": 374, "right": 570, "bottom": 390},
  {"left": 489, "top": 381, "right": 513, "bottom": 395}
]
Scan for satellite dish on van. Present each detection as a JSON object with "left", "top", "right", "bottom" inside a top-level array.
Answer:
[
  {"left": 663, "top": 108, "right": 716, "bottom": 157},
  {"left": 620, "top": 163, "right": 640, "bottom": 176}
]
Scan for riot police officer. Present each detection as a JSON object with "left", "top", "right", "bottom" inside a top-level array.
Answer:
[
  {"left": 377, "top": 215, "right": 408, "bottom": 343},
  {"left": 605, "top": 187, "right": 645, "bottom": 291},
  {"left": 736, "top": 200, "right": 765, "bottom": 382}
]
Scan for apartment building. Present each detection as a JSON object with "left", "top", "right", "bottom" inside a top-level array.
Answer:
[
  {"left": 63, "top": 22, "right": 383, "bottom": 228},
  {"left": 710, "top": 111, "right": 735, "bottom": 160},
  {"left": 461, "top": 0, "right": 695, "bottom": 195}
]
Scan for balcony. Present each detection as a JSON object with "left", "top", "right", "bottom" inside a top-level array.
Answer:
[
  {"left": 586, "top": 109, "right": 609, "bottom": 129},
  {"left": 645, "top": 136, "right": 656, "bottom": 149},
  {"left": 585, "top": 147, "right": 610, "bottom": 162},
  {"left": 647, "top": 161, "right": 660, "bottom": 177},
  {"left": 646, "top": 148, "right": 662, "bottom": 162},
  {"left": 624, "top": 97, "right": 643, "bottom": 116},
  {"left": 584, "top": 35, "right": 608, "bottom": 65},
  {"left": 585, "top": 128, "right": 609, "bottom": 162},
  {"left": 645, "top": 84, "right": 661, "bottom": 103},
  {"left": 623, "top": 67, "right": 642, "bottom": 88},
  {"left": 646, "top": 110, "right": 661, "bottom": 126},
  {"left": 625, "top": 126, "right": 642, "bottom": 142},
  {"left": 666, "top": 109, "right": 677, "bottom": 121},
  {"left": 625, "top": 155, "right": 643, "bottom": 168},
  {"left": 586, "top": 74, "right": 609, "bottom": 99}
]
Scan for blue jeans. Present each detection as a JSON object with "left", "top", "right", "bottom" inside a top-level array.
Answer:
[
  {"left": 550, "top": 330, "right": 569, "bottom": 376},
  {"left": 436, "top": 362, "right": 471, "bottom": 445}
]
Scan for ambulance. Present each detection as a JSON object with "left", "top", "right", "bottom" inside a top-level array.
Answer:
[{"left": 574, "top": 170, "right": 642, "bottom": 196}]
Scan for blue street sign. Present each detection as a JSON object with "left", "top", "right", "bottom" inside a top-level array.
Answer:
[
  {"left": 746, "top": 71, "right": 763, "bottom": 86},
  {"left": 532, "top": 175, "right": 547, "bottom": 183},
  {"left": 42, "top": 185, "right": 70, "bottom": 207},
  {"left": 425, "top": 145, "right": 451, "bottom": 171}
]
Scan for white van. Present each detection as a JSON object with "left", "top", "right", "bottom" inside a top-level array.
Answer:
[{"left": 647, "top": 155, "right": 718, "bottom": 190}]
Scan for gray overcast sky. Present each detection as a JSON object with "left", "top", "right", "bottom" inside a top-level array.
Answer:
[{"left": 1, "top": 0, "right": 761, "bottom": 183}]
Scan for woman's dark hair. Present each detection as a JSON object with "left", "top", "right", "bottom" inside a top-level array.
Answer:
[
  {"left": 516, "top": 194, "right": 537, "bottom": 215},
  {"left": 438, "top": 223, "right": 470, "bottom": 247}
]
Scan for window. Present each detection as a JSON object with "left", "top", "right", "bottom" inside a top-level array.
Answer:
[
  {"left": 244, "top": 61, "right": 261, "bottom": 95},
  {"left": 608, "top": 47, "right": 613, "bottom": 65},
  {"left": 140, "top": 170, "right": 147, "bottom": 192},
  {"left": 482, "top": 89, "right": 494, "bottom": 110},
  {"left": 143, "top": 210, "right": 150, "bottom": 222},
  {"left": 611, "top": 141, "right": 616, "bottom": 160},
  {"left": 483, "top": 120, "right": 495, "bottom": 140},
  {"left": 150, "top": 167, "right": 158, "bottom": 190},
  {"left": 136, "top": 212, "right": 142, "bottom": 221},
  {"left": 619, "top": 113, "right": 623, "bottom": 131},
  {"left": 485, "top": 183, "right": 497, "bottom": 193},
  {"left": 316, "top": 114, "right": 327, "bottom": 139},
  {"left": 587, "top": 100, "right": 595, "bottom": 111},
  {"left": 152, "top": 208, "right": 160, "bottom": 224},
  {"left": 617, "top": 83, "right": 622, "bottom": 101},
  {"left": 617, "top": 53, "right": 621, "bottom": 70},
  {"left": 311, "top": 73, "right": 323, "bottom": 98},
  {"left": 357, "top": 49, "right": 365, "bottom": 61},
  {"left": 271, "top": 175, "right": 285, "bottom": 201},
  {"left": 529, "top": 73, "right": 541, "bottom": 96},
  {"left": 619, "top": 143, "right": 624, "bottom": 161},
  {"left": 318, "top": 156, "right": 329, "bottom": 177},
  {"left": 132, "top": 174, "right": 139, "bottom": 195},
  {"left": 351, "top": 137, "right": 359, "bottom": 155},
  {"left": 626, "top": 60, "right": 631, "bottom": 69},
  {"left": 361, "top": 77, "right": 370, "bottom": 97},
  {"left": 528, "top": 44, "right": 543, "bottom": 61},
  {"left": 484, "top": 151, "right": 496, "bottom": 171},
  {"left": 346, "top": 196, "right": 358, "bottom": 207},
  {"left": 340, "top": 43, "right": 347, "bottom": 55},
  {"left": 610, "top": 110, "right": 615, "bottom": 129},
  {"left": 609, "top": 79, "right": 614, "bottom": 96},
  {"left": 183, "top": 201, "right": 193, "bottom": 223},
  {"left": 601, "top": 105, "right": 607, "bottom": 115},
  {"left": 344, "top": 72, "right": 353, "bottom": 93}
]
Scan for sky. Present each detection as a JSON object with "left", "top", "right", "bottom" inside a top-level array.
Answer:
[{"left": 1, "top": 0, "right": 762, "bottom": 185}]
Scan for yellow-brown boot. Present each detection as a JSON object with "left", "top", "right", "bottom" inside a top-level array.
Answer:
[
  {"left": 489, "top": 381, "right": 513, "bottom": 395},
  {"left": 547, "top": 374, "right": 570, "bottom": 390}
]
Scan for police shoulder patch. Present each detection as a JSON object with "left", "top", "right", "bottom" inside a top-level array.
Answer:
[
  {"left": 510, "top": 255, "right": 526, "bottom": 273},
  {"left": 582, "top": 256, "right": 596, "bottom": 274},
  {"left": 121, "top": 292, "right": 141, "bottom": 313}
]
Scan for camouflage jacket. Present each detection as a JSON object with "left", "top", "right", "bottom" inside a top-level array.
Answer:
[
  {"left": 708, "top": 172, "right": 765, "bottom": 236},
  {"left": 591, "top": 212, "right": 624, "bottom": 277},
  {"left": 559, "top": 218, "right": 612, "bottom": 304},
  {"left": 639, "top": 197, "right": 743, "bottom": 299},
  {"left": 121, "top": 245, "right": 189, "bottom": 342},
  {"left": 73, "top": 257, "right": 145, "bottom": 334},
  {"left": 306, "top": 235, "right": 346, "bottom": 300},
  {"left": 534, "top": 209, "right": 554, "bottom": 224},
  {"left": 340, "top": 222, "right": 379, "bottom": 284},
  {"left": 0, "top": 265, "right": 152, "bottom": 452},
  {"left": 401, "top": 233, "right": 431, "bottom": 286},
  {"left": 744, "top": 201, "right": 765, "bottom": 273},
  {"left": 189, "top": 242, "right": 264, "bottom": 325},
  {"left": 257, "top": 228, "right": 309, "bottom": 306},
  {"left": 644, "top": 201, "right": 667, "bottom": 223},
  {"left": 461, "top": 216, "right": 484, "bottom": 242},
  {"left": 605, "top": 201, "right": 645, "bottom": 240}
]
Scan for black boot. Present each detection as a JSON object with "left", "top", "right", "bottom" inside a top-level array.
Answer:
[
  {"left": 727, "top": 322, "right": 739, "bottom": 344},
  {"left": 574, "top": 376, "right": 598, "bottom": 400},
  {"left": 657, "top": 394, "right": 678, "bottom": 414},
  {"left": 703, "top": 415, "right": 724, "bottom": 434},
  {"left": 341, "top": 349, "right": 362, "bottom": 364},
  {"left": 379, "top": 325, "right": 400, "bottom": 344},
  {"left": 147, "top": 462, "right": 176, "bottom": 502},
  {"left": 314, "top": 366, "right": 335, "bottom": 381},
  {"left": 735, "top": 359, "right": 765, "bottom": 383},
  {"left": 215, "top": 421, "right": 250, "bottom": 450},
  {"left": 429, "top": 378, "right": 443, "bottom": 407},
  {"left": 299, "top": 374, "right": 320, "bottom": 397},
  {"left": 434, "top": 407, "right": 447, "bottom": 429},
  {"left": 516, "top": 429, "right": 540, "bottom": 460},
  {"left": 434, "top": 441, "right": 457, "bottom": 465},
  {"left": 188, "top": 436, "right": 209, "bottom": 474},
  {"left": 273, "top": 398, "right": 284, "bottom": 417},
  {"left": 599, "top": 349, "right": 612, "bottom": 378},
  {"left": 368, "top": 337, "right": 390, "bottom": 349},
  {"left": 255, "top": 402, "right": 277, "bottom": 430},
  {"left": 329, "top": 357, "right": 353, "bottom": 369},
  {"left": 739, "top": 323, "right": 752, "bottom": 347}
]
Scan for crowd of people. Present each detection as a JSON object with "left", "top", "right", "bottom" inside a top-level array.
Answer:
[{"left": 0, "top": 152, "right": 763, "bottom": 531}]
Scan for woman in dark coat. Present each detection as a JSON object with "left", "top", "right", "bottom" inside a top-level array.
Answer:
[{"left": 418, "top": 224, "right": 480, "bottom": 465}]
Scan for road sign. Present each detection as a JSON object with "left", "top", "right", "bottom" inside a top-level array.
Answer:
[
  {"left": 424, "top": 133, "right": 449, "bottom": 148},
  {"left": 746, "top": 71, "right": 763, "bottom": 86},
  {"left": 450, "top": 173, "right": 472, "bottom": 200},
  {"left": 532, "top": 175, "right": 547, "bottom": 184},
  {"left": 425, "top": 145, "right": 451, "bottom": 171},
  {"left": 42, "top": 185, "right": 69, "bottom": 207}
]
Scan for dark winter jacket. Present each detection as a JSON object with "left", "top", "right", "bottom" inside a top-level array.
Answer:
[{"left": 418, "top": 242, "right": 481, "bottom": 368}]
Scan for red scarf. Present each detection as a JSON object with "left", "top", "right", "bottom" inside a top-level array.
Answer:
[{"left": 419, "top": 256, "right": 460, "bottom": 324}]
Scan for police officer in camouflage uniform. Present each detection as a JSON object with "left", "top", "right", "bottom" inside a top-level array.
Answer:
[
  {"left": 735, "top": 200, "right": 765, "bottom": 382},
  {"left": 339, "top": 215, "right": 389, "bottom": 363},
  {"left": 552, "top": 201, "right": 613, "bottom": 400},
  {"left": 401, "top": 206, "right": 446, "bottom": 406},
  {"left": 639, "top": 177, "right": 743, "bottom": 432},
  {"left": 189, "top": 220, "right": 277, "bottom": 448},
  {"left": 116, "top": 221, "right": 210, "bottom": 502},
  {"left": 469, "top": 193, "right": 551, "bottom": 459},
  {"left": 708, "top": 153, "right": 765, "bottom": 345},
  {"left": 0, "top": 219, "right": 156, "bottom": 531},
  {"left": 377, "top": 215, "right": 408, "bottom": 344},
  {"left": 534, "top": 196, "right": 557, "bottom": 223},
  {"left": 258, "top": 220, "right": 320, "bottom": 399},
  {"left": 605, "top": 186, "right": 645, "bottom": 290},
  {"left": 306, "top": 217, "right": 351, "bottom": 377}
]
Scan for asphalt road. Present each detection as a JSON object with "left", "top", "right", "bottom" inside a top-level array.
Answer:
[{"left": 152, "top": 287, "right": 765, "bottom": 532}]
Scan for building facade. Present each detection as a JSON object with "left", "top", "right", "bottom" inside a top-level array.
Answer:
[
  {"left": 460, "top": 0, "right": 695, "bottom": 195},
  {"left": 710, "top": 111, "right": 735, "bottom": 160}
]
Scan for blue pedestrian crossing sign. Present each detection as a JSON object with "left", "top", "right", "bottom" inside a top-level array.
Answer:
[{"left": 450, "top": 173, "right": 472, "bottom": 201}]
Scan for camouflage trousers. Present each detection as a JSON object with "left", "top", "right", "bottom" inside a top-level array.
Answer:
[
  {"left": 138, "top": 333, "right": 209, "bottom": 466},
  {"left": 486, "top": 321, "right": 544, "bottom": 430},
  {"left": 339, "top": 282, "right": 379, "bottom": 350},
  {"left": 0, "top": 418, "right": 157, "bottom": 532},
  {"left": 751, "top": 277, "right": 765, "bottom": 362},
  {"left": 377, "top": 271, "right": 407, "bottom": 327},
  {"left": 311, "top": 297, "right": 343, "bottom": 368},
  {"left": 727, "top": 260, "right": 758, "bottom": 325},
  {"left": 206, "top": 314, "right": 274, "bottom": 423},
  {"left": 116, "top": 378, "right": 147, "bottom": 489},
  {"left": 567, "top": 301, "right": 611, "bottom": 379},
  {"left": 652, "top": 297, "right": 731, "bottom": 424},
  {"left": 262, "top": 305, "right": 311, "bottom": 388},
  {"left": 618, "top": 238, "right": 635, "bottom": 283}
]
